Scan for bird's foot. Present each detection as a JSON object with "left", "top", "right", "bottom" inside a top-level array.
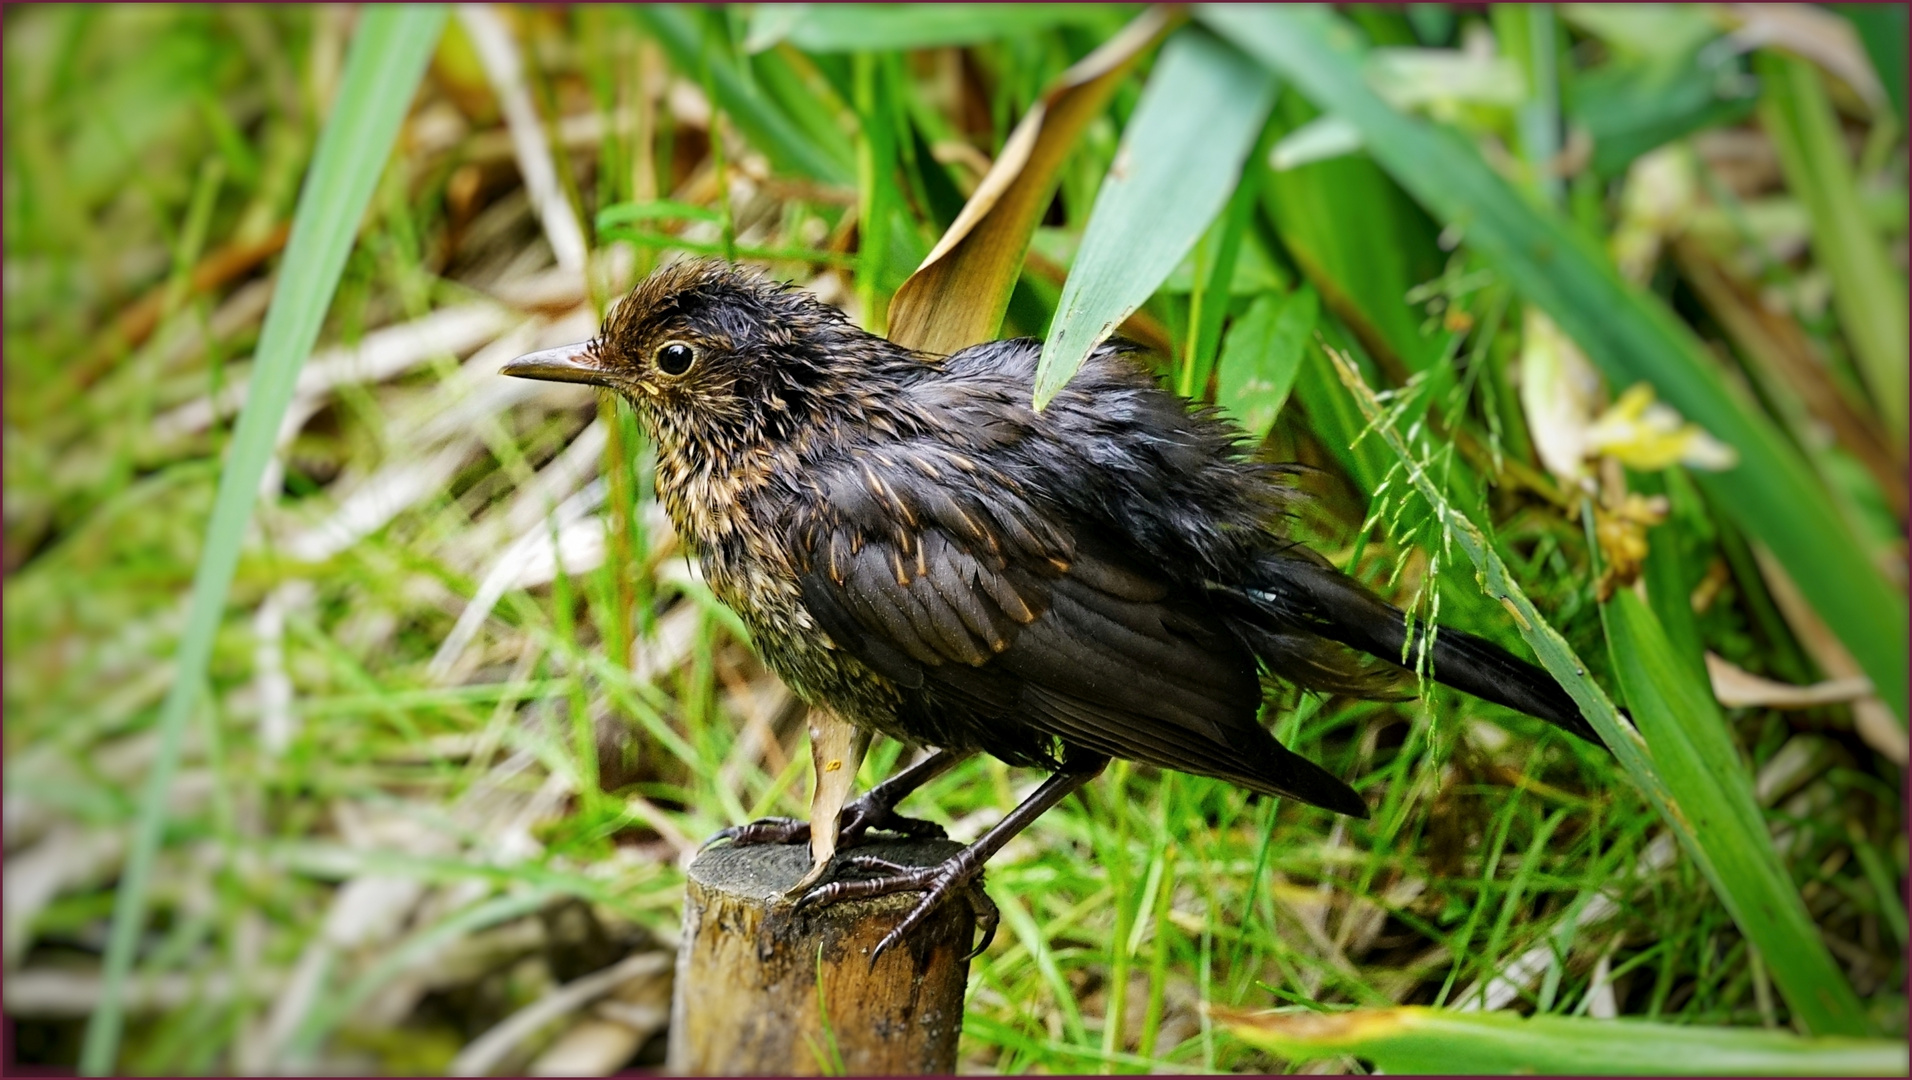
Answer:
[
  {"left": 701, "top": 792, "right": 946, "bottom": 852},
  {"left": 791, "top": 849, "right": 996, "bottom": 962}
]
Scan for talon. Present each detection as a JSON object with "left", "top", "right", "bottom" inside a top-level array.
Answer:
[
  {"left": 871, "top": 925, "right": 906, "bottom": 964},
  {"left": 963, "top": 882, "right": 999, "bottom": 960},
  {"left": 699, "top": 825, "right": 749, "bottom": 853},
  {"left": 790, "top": 881, "right": 830, "bottom": 915},
  {"left": 870, "top": 883, "right": 948, "bottom": 965}
]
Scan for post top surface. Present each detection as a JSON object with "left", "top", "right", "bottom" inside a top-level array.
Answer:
[{"left": 687, "top": 838, "right": 969, "bottom": 908}]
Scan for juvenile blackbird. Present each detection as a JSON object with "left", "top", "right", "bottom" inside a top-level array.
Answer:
[{"left": 502, "top": 259, "right": 1602, "bottom": 957}]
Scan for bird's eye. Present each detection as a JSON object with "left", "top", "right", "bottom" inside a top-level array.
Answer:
[{"left": 654, "top": 341, "right": 697, "bottom": 376}]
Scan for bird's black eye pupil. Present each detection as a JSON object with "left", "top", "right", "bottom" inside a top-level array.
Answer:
[{"left": 657, "top": 342, "right": 696, "bottom": 375}]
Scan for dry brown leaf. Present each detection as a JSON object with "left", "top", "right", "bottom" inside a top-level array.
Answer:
[
  {"left": 528, "top": 1019, "right": 644, "bottom": 1077},
  {"left": 885, "top": 7, "right": 1175, "bottom": 354},
  {"left": 1723, "top": 4, "right": 1889, "bottom": 115},
  {"left": 449, "top": 950, "right": 672, "bottom": 1077},
  {"left": 1752, "top": 545, "right": 1908, "bottom": 764},
  {"left": 1706, "top": 651, "right": 1874, "bottom": 709},
  {"left": 796, "top": 712, "right": 873, "bottom": 890}
]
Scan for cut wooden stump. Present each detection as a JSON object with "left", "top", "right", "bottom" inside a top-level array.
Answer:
[{"left": 667, "top": 837, "right": 975, "bottom": 1076}]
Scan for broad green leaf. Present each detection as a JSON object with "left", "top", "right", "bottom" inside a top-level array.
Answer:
[
  {"left": 1757, "top": 51, "right": 1909, "bottom": 443},
  {"left": 744, "top": 3, "right": 1127, "bottom": 54},
  {"left": 1215, "top": 284, "right": 1316, "bottom": 440},
  {"left": 1200, "top": 4, "right": 1909, "bottom": 727},
  {"left": 1637, "top": 472, "right": 1708, "bottom": 687},
  {"left": 1259, "top": 89, "right": 1445, "bottom": 377},
  {"left": 1559, "top": 7, "right": 1756, "bottom": 177},
  {"left": 1270, "top": 114, "right": 1363, "bottom": 171},
  {"left": 1215, "top": 1006, "right": 1907, "bottom": 1076},
  {"left": 1568, "top": 43, "right": 1758, "bottom": 178},
  {"left": 1289, "top": 329, "right": 1392, "bottom": 494},
  {"left": 1557, "top": 4, "right": 1717, "bottom": 62},
  {"left": 1034, "top": 28, "right": 1278, "bottom": 407},
  {"left": 1604, "top": 589, "right": 1869, "bottom": 1036},
  {"left": 1179, "top": 117, "right": 1283, "bottom": 399},
  {"left": 77, "top": 7, "right": 448, "bottom": 1074},
  {"left": 886, "top": 7, "right": 1170, "bottom": 354}
]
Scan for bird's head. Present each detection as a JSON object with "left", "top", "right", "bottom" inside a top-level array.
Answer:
[{"left": 502, "top": 259, "right": 887, "bottom": 451}]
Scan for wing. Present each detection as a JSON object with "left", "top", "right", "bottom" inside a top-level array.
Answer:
[{"left": 790, "top": 446, "right": 1366, "bottom": 815}]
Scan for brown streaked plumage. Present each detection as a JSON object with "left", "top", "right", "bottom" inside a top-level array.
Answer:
[{"left": 502, "top": 259, "right": 1604, "bottom": 959}]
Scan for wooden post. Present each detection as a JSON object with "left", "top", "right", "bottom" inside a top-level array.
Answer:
[{"left": 667, "top": 837, "right": 974, "bottom": 1076}]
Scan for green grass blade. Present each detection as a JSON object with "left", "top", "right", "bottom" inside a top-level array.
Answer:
[
  {"left": 1033, "top": 27, "right": 1277, "bottom": 408},
  {"left": 745, "top": 3, "right": 1124, "bottom": 53},
  {"left": 1214, "top": 284, "right": 1316, "bottom": 441},
  {"left": 1216, "top": 1005, "right": 1908, "bottom": 1075},
  {"left": 1259, "top": 90, "right": 1445, "bottom": 376},
  {"left": 1838, "top": 3, "right": 1909, "bottom": 124},
  {"left": 76, "top": 7, "right": 447, "bottom": 1073},
  {"left": 632, "top": 5, "right": 854, "bottom": 185},
  {"left": 1320, "top": 349, "right": 1668, "bottom": 861},
  {"left": 1604, "top": 589, "right": 1869, "bottom": 1036},
  {"left": 1756, "top": 50, "right": 1909, "bottom": 442},
  {"left": 1565, "top": 36, "right": 1758, "bottom": 179},
  {"left": 1199, "top": 4, "right": 1909, "bottom": 726},
  {"left": 1319, "top": 346, "right": 1865, "bottom": 1035}
]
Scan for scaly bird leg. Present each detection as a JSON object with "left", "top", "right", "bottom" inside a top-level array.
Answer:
[{"left": 793, "top": 755, "right": 1110, "bottom": 961}]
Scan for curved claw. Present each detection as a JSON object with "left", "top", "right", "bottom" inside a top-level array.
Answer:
[
  {"left": 962, "top": 883, "right": 1000, "bottom": 961},
  {"left": 869, "top": 874, "right": 997, "bottom": 964},
  {"left": 870, "top": 887, "right": 942, "bottom": 963}
]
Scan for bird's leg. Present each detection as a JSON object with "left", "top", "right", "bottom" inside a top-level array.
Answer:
[
  {"left": 793, "top": 755, "right": 1110, "bottom": 961},
  {"left": 703, "top": 748, "right": 969, "bottom": 851},
  {"left": 833, "top": 747, "right": 967, "bottom": 841}
]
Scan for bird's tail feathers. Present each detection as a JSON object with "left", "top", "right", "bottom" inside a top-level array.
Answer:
[
  {"left": 1225, "top": 556, "right": 1604, "bottom": 748},
  {"left": 1221, "top": 740, "right": 1371, "bottom": 819}
]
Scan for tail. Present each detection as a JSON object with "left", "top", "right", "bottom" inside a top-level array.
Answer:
[
  {"left": 1221, "top": 552, "right": 1604, "bottom": 747},
  {"left": 1218, "top": 739, "right": 1373, "bottom": 819}
]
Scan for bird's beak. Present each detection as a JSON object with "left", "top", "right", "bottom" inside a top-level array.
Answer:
[{"left": 500, "top": 342, "right": 609, "bottom": 387}]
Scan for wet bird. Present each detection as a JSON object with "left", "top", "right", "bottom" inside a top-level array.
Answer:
[{"left": 502, "top": 259, "right": 1603, "bottom": 958}]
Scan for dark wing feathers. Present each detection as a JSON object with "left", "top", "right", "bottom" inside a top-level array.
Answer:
[
  {"left": 791, "top": 452, "right": 1368, "bottom": 817},
  {"left": 798, "top": 563, "right": 925, "bottom": 688}
]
